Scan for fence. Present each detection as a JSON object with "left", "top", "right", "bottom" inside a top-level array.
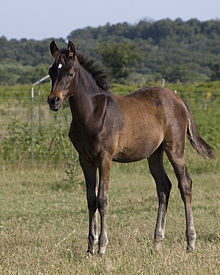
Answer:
[
  {"left": 0, "top": 79, "right": 74, "bottom": 168},
  {"left": 31, "top": 75, "right": 50, "bottom": 166},
  {"left": 0, "top": 81, "right": 220, "bottom": 168}
]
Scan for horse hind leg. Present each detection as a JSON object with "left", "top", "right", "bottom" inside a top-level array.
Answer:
[
  {"left": 148, "top": 145, "right": 172, "bottom": 250},
  {"left": 165, "top": 143, "right": 196, "bottom": 252}
]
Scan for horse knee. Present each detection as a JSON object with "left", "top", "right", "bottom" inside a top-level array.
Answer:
[
  {"left": 98, "top": 197, "right": 108, "bottom": 213},
  {"left": 158, "top": 191, "right": 169, "bottom": 204},
  {"left": 157, "top": 177, "right": 172, "bottom": 204},
  {"left": 87, "top": 194, "right": 97, "bottom": 210},
  {"left": 178, "top": 182, "right": 192, "bottom": 202}
]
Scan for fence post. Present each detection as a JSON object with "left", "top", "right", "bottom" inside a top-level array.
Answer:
[
  {"left": 38, "top": 84, "right": 42, "bottom": 136},
  {"left": 161, "top": 78, "right": 165, "bottom": 87},
  {"left": 31, "top": 74, "right": 50, "bottom": 168},
  {"left": 31, "top": 87, "right": 34, "bottom": 167}
]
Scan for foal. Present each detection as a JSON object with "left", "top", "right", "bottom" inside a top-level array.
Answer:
[{"left": 47, "top": 41, "right": 215, "bottom": 256}]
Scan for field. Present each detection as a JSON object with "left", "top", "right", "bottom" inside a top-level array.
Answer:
[
  {"left": 0, "top": 165, "right": 219, "bottom": 274},
  {"left": 0, "top": 81, "right": 220, "bottom": 274}
]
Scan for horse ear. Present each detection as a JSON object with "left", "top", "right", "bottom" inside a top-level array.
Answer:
[
  {"left": 50, "top": 41, "right": 59, "bottom": 58},
  {"left": 68, "top": 41, "right": 76, "bottom": 58}
]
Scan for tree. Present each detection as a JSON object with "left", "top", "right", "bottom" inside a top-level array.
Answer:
[
  {"left": 1, "top": 19, "right": 220, "bottom": 85},
  {"left": 162, "top": 65, "right": 201, "bottom": 83},
  {"left": 98, "top": 41, "right": 143, "bottom": 82}
]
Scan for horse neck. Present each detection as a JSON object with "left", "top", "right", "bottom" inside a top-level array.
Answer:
[{"left": 68, "top": 67, "right": 102, "bottom": 123}]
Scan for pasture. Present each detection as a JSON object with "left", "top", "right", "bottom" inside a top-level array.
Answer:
[
  {"left": 0, "top": 165, "right": 219, "bottom": 274},
  {"left": 0, "top": 81, "right": 220, "bottom": 274}
]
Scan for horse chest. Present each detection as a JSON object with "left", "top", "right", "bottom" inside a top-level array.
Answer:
[{"left": 68, "top": 124, "right": 100, "bottom": 156}]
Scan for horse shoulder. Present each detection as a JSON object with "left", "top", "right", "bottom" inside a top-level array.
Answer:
[{"left": 87, "top": 94, "right": 108, "bottom": 134}]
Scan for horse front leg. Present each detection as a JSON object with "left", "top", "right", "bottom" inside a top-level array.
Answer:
[
  {"left": 97, "top": 153, "right": 112, "bottom": 256},
  {"left": 79, "top": 156, "right": 98, "bottom": 256}
]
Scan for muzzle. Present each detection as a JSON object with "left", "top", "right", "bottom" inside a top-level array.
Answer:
[{"left": 47, "top": 95, "right": 63, "bottom": 111}]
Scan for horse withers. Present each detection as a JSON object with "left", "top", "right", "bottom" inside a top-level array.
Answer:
[{"left": 47, "top": 40, "right": 215, "bottom": 256}]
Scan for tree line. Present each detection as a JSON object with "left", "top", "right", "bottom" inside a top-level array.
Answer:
[{"left": 0, "top": 18, "right": 220, "bottom": 85}]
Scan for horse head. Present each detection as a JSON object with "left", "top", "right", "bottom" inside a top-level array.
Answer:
[{"left": 47, "top": 40, "right": 78, "bottom": 111}]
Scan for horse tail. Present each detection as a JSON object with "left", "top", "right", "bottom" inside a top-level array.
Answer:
[{"left": 184, "top": 102, "right": 215, "bottom": 159}]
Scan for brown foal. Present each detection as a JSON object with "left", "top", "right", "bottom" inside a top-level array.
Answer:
[{"left": 47, "top": 41, "right": 215, "bottom": 256}]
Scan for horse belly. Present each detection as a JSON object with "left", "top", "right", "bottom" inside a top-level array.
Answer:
[{"left": 113, "top": 136, "right": 162, "bottom": 163}]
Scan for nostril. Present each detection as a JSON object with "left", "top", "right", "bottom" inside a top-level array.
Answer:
[
  {"left": 55, "top": 96, "right": 61, "bottom": 103},
  {"left": 48, "top": 96, "right": 61, "bottom": 106},
  {"left": 48, "top": 97, "right": 55, "bottom": 106},
  {"left": 48, "top": 95, "right": 62, "bottom": 111}
]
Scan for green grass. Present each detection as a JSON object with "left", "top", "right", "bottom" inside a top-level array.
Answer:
[{"left": 0, "top": 166, "right": 219, "bottom": 274}]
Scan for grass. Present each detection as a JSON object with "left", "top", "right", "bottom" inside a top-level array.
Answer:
[{"left": 0, "top": 164, "right": 219, "bottom": 274}]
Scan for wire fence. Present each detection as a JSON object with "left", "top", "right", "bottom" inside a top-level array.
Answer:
[{"left": 0, "top": 83, "right": 220, "bottom": 168}]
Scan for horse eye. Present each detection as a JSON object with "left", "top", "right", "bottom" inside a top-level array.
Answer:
[{"left": 68, "top": 73, "right": 74, "bottom": 77}]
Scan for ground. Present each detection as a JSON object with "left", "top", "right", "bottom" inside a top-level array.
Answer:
[{"left": 0, "top": 162, "right": 219, "bottom": 274}]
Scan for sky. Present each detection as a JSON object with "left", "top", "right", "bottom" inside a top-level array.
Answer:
[{"left": 0, "top": 0, "right": 220, "bottom": 40}]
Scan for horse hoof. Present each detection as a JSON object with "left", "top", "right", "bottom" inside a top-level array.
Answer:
[
  {"left": 86, "top": 250, "right": 94, "bottom": 257},
  {"left": 154, "top": 241, "right": 162, "bottom": 251},
  {"left": 98, "top": 252, "right": 105, "bottom": 259},
  {"left": 98, "top": 248, "right": 106, "bottom": 258},
  {"left": 186, "top": 245, "right": 195, "bottom": 253}
]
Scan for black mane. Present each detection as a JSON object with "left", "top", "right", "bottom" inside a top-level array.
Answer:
[
  {"left": 57, "top": 49, "right": 111, "bottom": 91},
  {"left": 76, "top": 53, "right": 111, "bottom": 91}
]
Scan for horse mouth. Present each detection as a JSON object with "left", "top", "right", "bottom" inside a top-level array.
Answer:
[
  {"left": 49, "top": 103, "right": 62, "bottom": 111},
  {"left": 49, "top": 105, "right": 60, "bottom": 112},
  {"left": 47, "top": 96, "right": 63, "bottom": 111}
]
